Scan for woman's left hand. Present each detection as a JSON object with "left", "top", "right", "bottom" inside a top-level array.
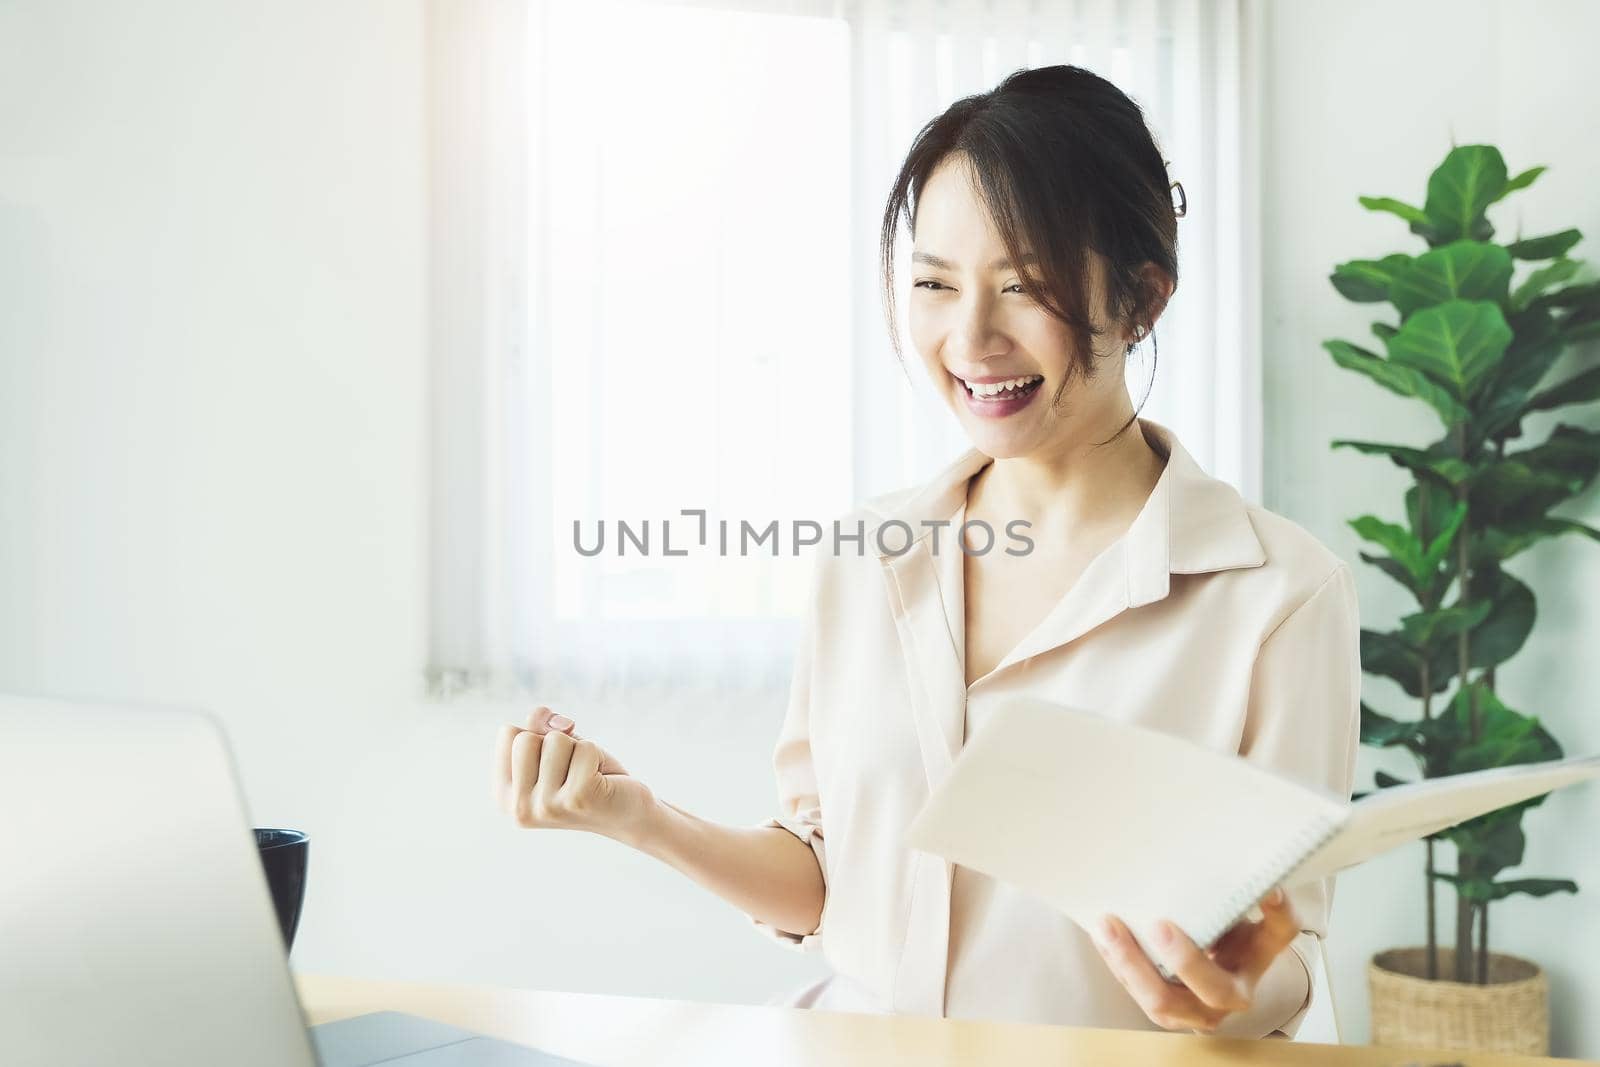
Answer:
[{"left": 1091, "top": 887, "right": 1299, "bottom": 1034}]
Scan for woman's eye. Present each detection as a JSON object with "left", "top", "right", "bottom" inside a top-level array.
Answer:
[{"left": 912, "top": 280, "right": 1028, "bottom": 293}]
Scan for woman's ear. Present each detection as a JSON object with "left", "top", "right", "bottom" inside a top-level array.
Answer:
[{"left": 1130, "top": 261, "right": 1175, "bottom": 341}]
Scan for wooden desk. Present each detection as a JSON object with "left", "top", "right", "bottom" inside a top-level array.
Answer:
[{"left": 296, "top": 974, "right": 1593, "bottom": 1067}]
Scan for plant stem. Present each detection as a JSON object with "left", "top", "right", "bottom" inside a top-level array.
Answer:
[
  {"left": 1471, "top": 438, "right": 1504, "bottom": 984},
  {"left": 1421, "top": 661, "right": 1438, "bottom": 980},
  {"left": 1478, "top": 899, "right": 1489, "bottom": 984},
  {"left": 1452, "top": 423, "right": 1477, "bottom": 981},
  {"left": 1455, "top": 887, "right": 1476, "bottom": 981}
]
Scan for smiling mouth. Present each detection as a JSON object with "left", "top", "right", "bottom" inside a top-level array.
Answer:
[{"left": 954, "top": 373, "right": 1045, "bottom": 401}]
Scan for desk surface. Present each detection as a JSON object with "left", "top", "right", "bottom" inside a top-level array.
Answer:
[{"left": 295, "top": 974, "right": 1593, "bottom": 1067}]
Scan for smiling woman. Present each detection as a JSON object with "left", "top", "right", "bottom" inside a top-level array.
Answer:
[
  {"left": 732, "top": 62, "right": 1359, "bottom": 1041},
  {"left": 882, "top": 65, "right": 1183, "bottom": 456},
  {"left": 492, "top": 51, "right": 1358, "bottom": 1045}
]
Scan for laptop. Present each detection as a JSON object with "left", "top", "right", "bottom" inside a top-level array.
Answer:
[{"left": 0, "top": 692, "right": 598, "bottom": 1066}]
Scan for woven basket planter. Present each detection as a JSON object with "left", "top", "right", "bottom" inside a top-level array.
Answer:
[{"left": 1369, "top": 947, "right": 1549, "bottom": 1055}]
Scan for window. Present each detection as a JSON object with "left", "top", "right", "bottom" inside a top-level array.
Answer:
[{"left": 426, "top": 0, "right": 1262, "bottom": 703}]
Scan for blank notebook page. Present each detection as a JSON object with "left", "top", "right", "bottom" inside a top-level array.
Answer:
[{"left": 904, "top": 697, "right": 1349, "bottom": 960}]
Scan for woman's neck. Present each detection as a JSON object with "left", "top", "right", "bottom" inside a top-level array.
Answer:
[{"left": 967, "top": 411, "right": 1168, "bottom": 539}]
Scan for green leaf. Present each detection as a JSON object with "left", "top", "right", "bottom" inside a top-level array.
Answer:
[
  {"left": 1433, "top": 873, "right": 1499, "bottom": 903},
  {"left": 1493, "top": 305, "right": 1563, "bottom": 395},
  {"left": 1349, "top": 516, "right": 1426, "bottom": 582},
  {"left": 1512, "top": 424, "right": 1600, "bottom": 494},
  {"left": 1424, "top": 146, "right": 1508, "bottom": 243},
  {"left": 1408, "top": 576, "right": 1538, "bottom": 693},
  {"left": 1360, "top": 628, "right": 1431, "bottom": 697},
  {"left": 1477, "top": 425, "right": 1600, "bottom": 515},
  {"left": 1528, "top": 365, "right": 1600, "bottom": 413},
  {"left": 1506, "top": 229, "right": 1582, "bottom": 260},
  {"left": 1332, "top": 254, "right": 1414, "bottom": 303},
  {"left": 1361, "top": 702, "right": 1423, "bottom": 749},
  {"left": 1387, "top": 300, "right": 1513, "bottom": 400},
  {"left": 1389, "top": 241, "right": 1514, "bottom": 317},
  {"left": 1484, "top": 878, "right": 1579, "bottom": 901},
  {"left": 1407, "top": 480, "right": 1459, "bottom": 546},
  {"left": 1535, "top": 516, "right": 1600, "bottom": 542},
  {"left": 1456, "top": 726, "right": 1553, "bottom": 776},
  {"left": 1510, "top": 257, "right": 1582, "bottom": 312},
  {"left": 1532, "top": 279, "right": 1600, "bottom": 312},
  {"left": 1331, "top": 440, "right": 1472, "bottom": 486},
  {"left": 1562, "top": 318, "right": 1600, "bottom": 344},
  {"left": 1474, "top": 307, "right": 1567, "bottom": 443},
  {"left": 1496, "top": 165, "right": 1546, "bottom": 200},
  {"left": 1372, "top": 321, "right": 1399, "bottom": 343},
  {"left": 1401, "top": 599, "right": 1493, "bottom": 647},
  {"left": 1360, "top": 195, "right": 1432, "bottom": 227},
  {"left": 1471, "top": 460, "right": 1580, "bottom": 519},
  {"left": 1448, "top": 806, "right": 1528, "bottom": 869},
  {"left": 1465, "top": 569, "right": 1538, "bottom": 672},
  {"left": 1453, "top": 711, "right": 1546, "bottom": 773},
  {"left": 1358, "top": 550, "right": 1424, "bottom": 597},
  {"left": 1325, "top": 339, "right": 1469, "bottom": 425},
  {"left": 1421, "top": 501, "right": 1470, "bottom": 573},
  {"left": 1480, "top": 516, "right": 1600, "bottom": 561},
  {"left": 1353, "top": 496, "right": 1464, "bottom": 607}
]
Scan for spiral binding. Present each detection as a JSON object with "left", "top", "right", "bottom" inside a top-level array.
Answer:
[{"left": 1193, "top": 811, "right": 1344, "bottom": 951}]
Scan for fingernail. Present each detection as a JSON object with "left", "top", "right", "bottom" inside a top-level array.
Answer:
[
  {"left": 1157, "top": 921, "right": 1176, "bottom": 946},
  {"left": 1270, "top": 887, "right": 1286, "bottom": 905},
  {"left": 549, "top": 713, "right": 573, "bottom": 730},
  {"left": 1096, "top": 916, "right": 1117, "bottom": 947}
]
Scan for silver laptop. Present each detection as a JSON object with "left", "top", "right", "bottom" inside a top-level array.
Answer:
[{"left": 0, "top": 693, "right": 595, "bottom": 1066}]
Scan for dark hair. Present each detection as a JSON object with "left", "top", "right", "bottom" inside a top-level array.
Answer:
[{"left": 878, "top": 64, "right": 1183, "bottom": 442}]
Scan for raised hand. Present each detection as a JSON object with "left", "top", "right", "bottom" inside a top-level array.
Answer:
[{"left": 492, "top": 705, "right": 657, "bottom": 845}]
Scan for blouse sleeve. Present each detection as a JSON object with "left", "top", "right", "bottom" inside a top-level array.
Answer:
[
  {"left": 748, "top": 565, "right": 829, "bottom": 954},
  {"left": 1213, "top": 561, "right": 1361, "bottom": 1039}
]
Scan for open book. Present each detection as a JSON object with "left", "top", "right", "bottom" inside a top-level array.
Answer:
[{"left": 905, "top": 697, "right": 1600, "bottom": 969}]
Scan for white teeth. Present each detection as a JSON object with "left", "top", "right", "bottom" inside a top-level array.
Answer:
[{"left": 962, "top": 375, "right": 1042, "bottom": 397}]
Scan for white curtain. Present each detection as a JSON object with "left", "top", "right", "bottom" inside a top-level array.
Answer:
[{"left": 425, "top": 0, "right": 1264, "bottom": 705}]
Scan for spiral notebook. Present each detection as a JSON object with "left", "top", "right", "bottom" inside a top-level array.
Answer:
[{"left": 904, "top": 697, "right": 1600, "bottom": 970}]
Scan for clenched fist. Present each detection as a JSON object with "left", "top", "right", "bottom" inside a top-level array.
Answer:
[{"left": 493, "top": 706, "right": 657, "bottom": 844}]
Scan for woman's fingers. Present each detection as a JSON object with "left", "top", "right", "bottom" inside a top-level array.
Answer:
[
  {"left": 495, "top": 708, "right": 646, "bottom": 838},
  {"left": 1147, "top": 921, "right": 1250, "bottom": 1014},
  {"left": 497, "top": 706, "right": 581, "bottom": 815},
  {"left": 533, "top": 729, "right": 578, "bottom": 813},
  {"left": 1205, "top": 911, "right": 1261, "bottom": 972},
  {"left": 1095, "top": 915, "right": 1226, "bottom": 1032},
  {"left": 526, "top": 705, "right": 578, "bottom": 737},
  {"left": 561, "top": 738, "right": 602, "bottom": 805},
  {"left": 505, "top": 726, "right": 591, "bottom": 828},
  {"left": 1221, "top": 889, "right": 1301, "bottom": 981},
  {"left": 509, "top": 729, "right": 545, "bottom": 826}
]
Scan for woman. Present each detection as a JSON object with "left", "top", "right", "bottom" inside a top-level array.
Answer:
[{"left": 491, "top": 65, "right": 1360, "bottom": 1039}]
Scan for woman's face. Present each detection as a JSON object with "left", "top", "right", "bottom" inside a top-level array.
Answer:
[{"left": 907, "top": 155, "right": 1133, "bottom": 460}]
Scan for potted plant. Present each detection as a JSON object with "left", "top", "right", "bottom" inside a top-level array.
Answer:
[{"left": 1324, "top": 143, "right": 1600, "bottom": 1055}]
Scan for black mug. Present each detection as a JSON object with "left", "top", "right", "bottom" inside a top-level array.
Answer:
[{"left": 254, "top": 828, "right": 309, "bottom": 953}]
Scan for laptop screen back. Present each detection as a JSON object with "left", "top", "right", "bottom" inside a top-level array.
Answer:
[{"left": 0, "top": 694, "right": 320, "bottom": 1067}]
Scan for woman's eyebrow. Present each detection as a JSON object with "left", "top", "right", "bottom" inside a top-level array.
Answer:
[{"left": 911, "top": 250, "right": 1038, "bottom": 270}]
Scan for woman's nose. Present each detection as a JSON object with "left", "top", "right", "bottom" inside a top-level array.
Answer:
[{"left": 949, "top": 295, "right": 1005, "bottom": 360}]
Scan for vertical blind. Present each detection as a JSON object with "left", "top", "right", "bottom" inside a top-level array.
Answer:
[{"left": 425, "top": 0, "right": 1263, "bottom": 705}]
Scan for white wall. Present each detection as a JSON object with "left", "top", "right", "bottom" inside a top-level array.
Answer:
[
  {"left": 0, "top": 0, "right": 827, "bottom": 1012},
  {"left": 1260, "top": 0, "right": 1600, "bottom": 1056},
  {"left": 5, "top": 0, "right": 1599, "bottom": 1057}
]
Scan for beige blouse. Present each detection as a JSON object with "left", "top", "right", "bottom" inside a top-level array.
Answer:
[{"left": 750, "top": 418, "right": 1361, "bottom": 1039}]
